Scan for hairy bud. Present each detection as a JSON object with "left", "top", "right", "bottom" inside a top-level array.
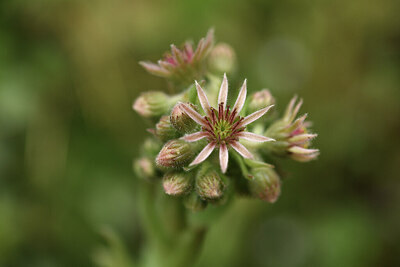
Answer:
[
  {"left": 155, "top": 116, "right": 179, "bottom": 142},
  {"left": 247, "top": 89, "right": 275, "bottom": 115},
  {"left": 133, "top": 91, "right": 178, "bottom": 118},
  {"left": 208, "top": 43, "right": 236, "bottom": 74},
  {"left": 196, "top": 170, "right": 224, "bottom": 200},
  {"left": 156, "top": 139, "right": 194, "bottom": 168},
  {"left": 133, "top": 157, "right": 156, "bottom": 180},
  {"left": 184, "top": 192, "right": 207, "bottom": 211},
  {"left": 162, "top": 172, "right": 192, "bottom": 196},
  {"left": 249, "top": 167, "right": 281, "bottom": 203},
  {"left": 170, "top": 103, "right": 198, "bottom": 133}
]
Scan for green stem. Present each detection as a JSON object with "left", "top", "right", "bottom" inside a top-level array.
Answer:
[{"left": 231, "top": 151, "right": 252, "bottom": 180}]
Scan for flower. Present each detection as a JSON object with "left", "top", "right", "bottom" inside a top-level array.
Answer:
[
  {"left": 179, "top": 74, "right": 275, "bottom": 173},
  {"left": 139, "top": 29, "right": 214, "bottom": 83},
  {"left": 265, "top": 96, "right": 319, "bottom": 161}
]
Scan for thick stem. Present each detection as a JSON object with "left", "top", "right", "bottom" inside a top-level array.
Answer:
[{"left": 138, "top": 181, "right": 208, "bottom": 267}]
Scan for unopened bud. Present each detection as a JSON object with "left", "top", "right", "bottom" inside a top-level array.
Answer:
[
  {"left": 142, "top": 138, "right": 162, "bottom": 157},
  {"left": 208, "top": 43, "right": 236, "bottom": 74},
  {"left": 196, "top": 170, "right": 224, "bottom": 200},
  {"left": 133, "top": 91, "right": 177, "bottom": 118},
  {"left": 184, "top": 192, "right": 207, "bottom": 211},
  {"left": 155, "top": 116, "right": 179, "bottom": 142},
  {"left": 162, "top": 172, "right": 192, "bottom": 196},
  {"left": 133, "top": 157, "right": 156, "bottom": 180},
  {"left": 247, "top": 90, "right": 275, "bottom": 115},
  {"left": 249, "top": 167, "right": 281, "bottom": 203},
  {"left": 156, "top": 139, "right": 194, "bottom": 168},
  {"left": 170, "top": 103, "right": 198, "bottom": 133}
]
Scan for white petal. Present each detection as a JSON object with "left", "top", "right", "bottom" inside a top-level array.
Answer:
[
  {"left": 230, "top": 141, "right": 254, "bottom": 159},
  {"left": 179, "top": 103, "right": 207, "bottom": 127},
  {"left": 285, "top": 96, "right": 297, "bottom": 116},
  {"left": 288, "top": 146, "right": 319, "bottom": 154},
  {"left": 219, "top": 143, "right": 229, "bottom": 173},
  {"left": 190, "top": 143, "right": 216, "bottom": 166},
  {"left": 232, "top": 79, "right": 247, "bottom": 116},
  {"left": 195, "top": 81, "right": 212, "bottom": 116},
  {"left": 218, "top": 73, "right": 228, "bottom": 108},
  {"left": 139, "top": 61, "right": 170, "bottom": 76},
  {"left": 240, "top": 105, "right": 274, "bottom": 127},
  {"left": 182, "top": 132, "right": 208, "bottom": 142},
  {"left": 237, "top": 132, "right": 275, "bottom": 142}
]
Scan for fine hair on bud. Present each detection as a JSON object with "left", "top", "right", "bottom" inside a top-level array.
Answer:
[
  {"left": 156, "top": 139, "right": 195, "bottom": 169},
  {"left": 162, "top": 172, "right": 192, "bottom": 196},
  {"left": 196, "top": 170, "right": 225, "bottom": 200},
  {"left": 155, "top": 116, "right": 180, "bottom": 142},
  {"left": 170, "top": 103, "right": 198, "bottom": 134}
]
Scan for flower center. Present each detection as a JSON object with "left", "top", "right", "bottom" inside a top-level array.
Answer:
[
  {"left": 203, "top": 103, "right": 245, "bottom": 145},
  {"left": 214, "top": 120, "right": 233, "bottom": 141}
]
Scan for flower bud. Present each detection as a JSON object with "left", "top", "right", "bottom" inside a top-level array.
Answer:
[
  {"left": 170, "top": 103, "right": 198, "bottom": 133},
  {"left": 195, "top": 170, "right": 224, "bottom": 200},
  {"left": 264, "top": 96, "right": 319, "bottom": 162},
  {"left": 155, "top": 116, "right": 179, "bottom": 142},
  {"left": 184, "top": 192, "right": 207, "bottom": 211},
  {"left": 133, "top": 91, "right": 176, "bottom": 118},
  {"left": 142, "top": 138, "right": 162, "bottom": 157},
  {"left": 249, "top": 167, "right": 281, "bottom": 203},
  {"left": 133, "top": 157, "right": 156, "bottom": 180},
  {"left": 162, "top": 172, "right": 192, "bottom": 196},
  {"left": 247, "top": 89, "right": 275, "bottom": 115},
  {"left": 156, "top": 139, "right": 194, "bottom": 168},
  {"left": 208, "top": 43, "right": 236, "bottom": 74}
]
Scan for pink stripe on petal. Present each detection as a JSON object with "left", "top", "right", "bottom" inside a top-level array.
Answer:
[
  {"left": 179, "top": 103, "right": 207, "bottom": 126},
  {"left": 190, "top": 143, "right": 216, "bottom": 166},
  {"left": 232, "top": 79, "right": 247, "bottom": 116},
  {"left": 241, "top": 105, "right": 274, "bottom": 127},
  {"left": 237, "top": 132, "right": 275, "bottom": 142},
  {"left": 182, "top": 132, "right": 208, "bottom": 142},
  {"left": 218, "top": 73, "right": 228, "bottom": 108},
  {"left": 231, "top": 141, "right": 254, "bottom": 159},
  {"left": 219, "top": 143, "right": 229, "bottom": 173},
  {"left": 195, "top": 81, "right": 212, "bottom": 116}
]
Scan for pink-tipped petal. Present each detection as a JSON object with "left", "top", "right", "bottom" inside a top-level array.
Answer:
[
  {"left": 219, "top": 143, "right": 229, "bottom": 173},
  {"left": 182, "top": 132, "right": 209, "bottom": 142},
  {"left": 139, "top": 61, "right": 170, "bottom": 77},
  {"left": 288, "top": 146, "right": 319, "bottom": 154},
  {"left": 289, "top": 98, "right": 303, "bottom": 121},
  {"left": 218, "top": 73, "right": 228, "bottom": 108},
  {"left": 190, "top": 143, "right": 216, "bottom": 166},
  {"left": 241, "top": 105, "right": 274, "bottom": 127},
  {"left": 179, "top": 103, "right": 207, "bottom": 127},
  {"left": 170, "top": 44, "right": 184, "bottom": 64},
  {"left": 195, "top": 81, "right": 212, "bottom": 117},
  {"left": 232, "top": 79, "right": 247, "bottom": 116},
  {"left": 231, "top": 141, "right": 254, "bottom": 159},
  {"left": 237, "top": 132, "right": 275, "bottom": 142}
]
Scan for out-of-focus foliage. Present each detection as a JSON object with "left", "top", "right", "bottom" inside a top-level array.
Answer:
[{"left": 0, "top": 0, "right": 399, "bottom": 266}]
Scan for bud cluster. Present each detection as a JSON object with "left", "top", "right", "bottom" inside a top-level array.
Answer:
[
  {"left": 264, "top": 96, "right": 319, "bottom": 162},
  {"left": 132, "top": 29, "right": 319, "bottom": 211}
]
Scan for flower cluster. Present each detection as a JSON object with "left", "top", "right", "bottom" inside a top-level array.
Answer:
[{"left": 133, "top": 30, "right": 319, "bottom": 211}]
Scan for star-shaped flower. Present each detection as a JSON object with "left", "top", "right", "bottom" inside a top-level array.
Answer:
[{"left": 179, "top": 74, "right": 275, "bottom": 173}]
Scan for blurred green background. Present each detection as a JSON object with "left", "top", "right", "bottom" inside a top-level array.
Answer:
[{"left": 1, "top": 0, "right": 400, "bottom": 266}]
